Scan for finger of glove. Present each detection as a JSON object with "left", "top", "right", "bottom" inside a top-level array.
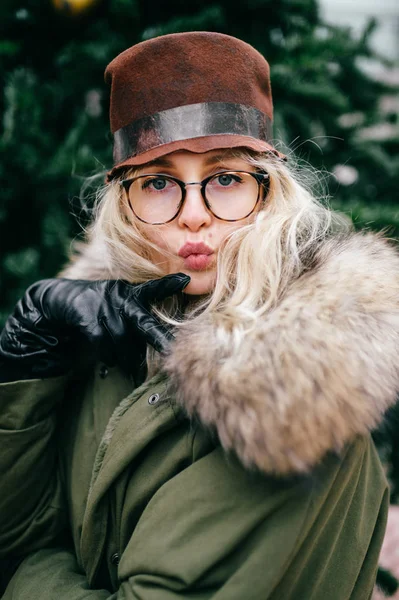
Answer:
[
  {"left": 124, "top": 307, "right": 175, "bottom": 353},
  {"left": 93, "top": 316, "right": 119, "bottom": 366},
  {"left": 90, "top": 308, "right": 136, "bottom": 368},
  {"left": 95, "top": 312, "right": 147, "bottom": 369},
  {"left": 135, "top": 273, "right": 191, "bottom": 306}
]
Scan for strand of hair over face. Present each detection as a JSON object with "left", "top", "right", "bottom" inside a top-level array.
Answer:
[
  {"left": 193, "top": 151, "right": 351, "bottom": 327},
  {"left": 68, "top": 149, "right": 352, "bottom": 337}
]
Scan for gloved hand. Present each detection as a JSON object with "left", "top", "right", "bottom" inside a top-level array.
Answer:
[{"left": 0, "top": 274, "right": 190, "bottom": 383}]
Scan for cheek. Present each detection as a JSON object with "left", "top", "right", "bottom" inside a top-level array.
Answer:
[
  {"left": 216, "top": 219, "right": 253, "bottom": 249},
  {"left": 138, "top": 224, "right": 178, "bottom": 272},
  {"left": 143, "top": 225, "right": 175, "bottom": 250},
  {"left": 137, "top": 221, "right": 167, "bottom": 251},
  {"left": 137, "top": 218, "right": 253, "bottom": 284}
]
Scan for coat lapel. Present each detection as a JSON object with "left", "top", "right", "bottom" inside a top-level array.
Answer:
[{"left": 80, "top": 373, "right": 184, "bottom": 584}]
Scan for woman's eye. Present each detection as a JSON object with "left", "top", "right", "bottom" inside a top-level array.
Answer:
[
  {"left": 214, "top": 173, "right": 242, "bottom": 187},
  {"left": 142, "top": 177, "right": 170, "bottom": 191}
]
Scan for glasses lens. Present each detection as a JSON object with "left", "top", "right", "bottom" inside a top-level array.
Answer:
[
  {"left": 128, "top": 175, "right": 182, "bottom": 224},
  {"left": 205, "top": 172, "right": 259, "bottom": 220}
]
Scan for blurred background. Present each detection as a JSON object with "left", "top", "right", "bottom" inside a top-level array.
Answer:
[{"left": 0, "top": 0, "right": 398, "bottom": 594}]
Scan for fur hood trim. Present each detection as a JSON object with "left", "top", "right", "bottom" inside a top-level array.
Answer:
[
  {"left": 164, "top": 233, "right": 399, "bottom": 475},
  {"left": 62, "top": 232, "right": 399, "bottom": 475},
  {"left": 59, "top": 238, "right": 113, "bottom": 281}
]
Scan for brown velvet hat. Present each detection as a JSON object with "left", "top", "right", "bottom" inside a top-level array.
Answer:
[{"left": 105, "top": 31, "right": 284, "bottom": 181}]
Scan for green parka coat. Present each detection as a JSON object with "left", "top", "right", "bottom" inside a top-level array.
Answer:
[{"left": 1, "top": 232, "right": 399, "bottom": 599}]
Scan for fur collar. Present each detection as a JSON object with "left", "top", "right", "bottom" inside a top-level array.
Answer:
[
  {"left": 164, "top": 233, "right": 399, "bottom": 474},
  {"left": 64, "top": 233, "right": 399, "bottom": 475}
]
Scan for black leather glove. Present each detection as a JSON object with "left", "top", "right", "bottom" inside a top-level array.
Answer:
[{"left": 0, "top": 274, "right": 190, "bottom": 383}]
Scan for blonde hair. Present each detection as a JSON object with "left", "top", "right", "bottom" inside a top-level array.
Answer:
[{"left": 65, "top": 149, "right": 351, "bottom": 335}]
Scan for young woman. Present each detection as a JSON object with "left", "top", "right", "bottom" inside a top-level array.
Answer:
[{"left": 1, "top": 31, "right": 399, "bottom": 600}]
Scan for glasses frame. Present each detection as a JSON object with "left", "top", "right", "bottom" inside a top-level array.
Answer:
[{"left": 121, "top": 170, "right": 270, "bottom": 225}]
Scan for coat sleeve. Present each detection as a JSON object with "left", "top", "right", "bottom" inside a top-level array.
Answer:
[
  {"left": 3, "top": 435, "right": 389, "bottom": 600},
  {"left": 3, "top": 549, "right": 116, "bottom": 600},
  {"left": 0, "top": 377, "right": 69, "bottom": 558}
]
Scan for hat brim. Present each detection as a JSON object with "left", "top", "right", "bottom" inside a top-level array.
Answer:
[{"left": 106, "top": 135, "right": 285, "bottom": 182}]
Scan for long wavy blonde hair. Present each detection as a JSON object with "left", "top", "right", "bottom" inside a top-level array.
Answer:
[{"left": 63, "top": 149, "right": 351, "bottom": 333}]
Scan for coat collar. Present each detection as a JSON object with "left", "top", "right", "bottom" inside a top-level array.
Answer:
[
  {"left": 63, "top": 232, "right": 399, "bottom": 476},
  {"left": 81, "top": 373, "right": 181, "bottom": 584},
  {"left": 163, "top": 233, "right": 399, "bottom": 474}
]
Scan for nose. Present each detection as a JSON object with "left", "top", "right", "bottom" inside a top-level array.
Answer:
[{"left": 177, "top": 184, "right": 212, "bottom": 231}]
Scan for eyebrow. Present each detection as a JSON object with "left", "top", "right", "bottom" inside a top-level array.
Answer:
[
  {"left": 144, "top": 157, "right": 175, "bottom": 168},
  {"left": 204, "top": 153, "right": 239, "bottom": 165},
  {"left": 143, "top": 152, "right": 240, "bottom": 170}
]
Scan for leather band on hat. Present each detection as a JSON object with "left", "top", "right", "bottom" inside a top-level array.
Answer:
[{"left": 113, "top": 102, "right": 273, "bottom": 163}]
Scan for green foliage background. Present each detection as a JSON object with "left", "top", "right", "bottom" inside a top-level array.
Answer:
[
  {"left": 1, "top": 0, "right": 398, "bottom": 322},
  {"left": 0, "top": 0, "right": 399, "bottom": 585}
]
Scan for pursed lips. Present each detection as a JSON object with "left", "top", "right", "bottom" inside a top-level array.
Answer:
[
  {"left": 178, "top": 242, "right": 215, "bottom": 271},
  {"left": 178, "top": 242, "right": 214, "bottom": 258}
]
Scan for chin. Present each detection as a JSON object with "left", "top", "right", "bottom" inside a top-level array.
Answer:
[{"left": 182, "top": 270, "right": 216, "bottom": 296}]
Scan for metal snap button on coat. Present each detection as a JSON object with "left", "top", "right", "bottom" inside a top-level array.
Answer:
[
  {"left": 110, "top": 552, "right": 120, "bottom": 566},
  {"left": 148, "top": 393, "right": 160, "bottom": 405},
  {"left": 99, "top": 365, "right": 109, "bottom": 379}
]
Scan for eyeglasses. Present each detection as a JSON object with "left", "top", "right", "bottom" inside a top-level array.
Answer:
[{"left": 121, "top": 170, "right": 269, "bottom": 225}]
